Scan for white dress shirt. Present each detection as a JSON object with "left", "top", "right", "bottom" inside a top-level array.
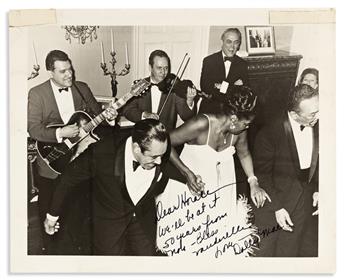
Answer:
[
  {"left": 50, "top": 80, "right": 75, "bottom": 142},
  {"left": 125, "top": 137, "right": 156, "bottom": 205},
  {"left": 222, "top": 51, "right": 232, "bottom": 78},
  {"left": 288, "top": 113, "right": 313, "bottom": 169},
  {"left": 142, "top": 78, "right": 194, "bottom": 120},
  {"left": 150, "top": 84, "right": 161, "bottom": 114},
  {"left": 51, "top": 80, "right": 75, "bottom": 123}
]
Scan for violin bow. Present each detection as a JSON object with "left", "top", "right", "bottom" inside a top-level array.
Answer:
[
  {"left": 158, "top": 53, "right": 190, "bottom": 117},
  {"left": 179, "top": 57, "right": 190, "bottom": 80}
]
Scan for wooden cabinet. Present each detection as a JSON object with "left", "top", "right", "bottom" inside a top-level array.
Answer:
[{"left": 244, "top": 51, "right": 302, "bottom": 127}]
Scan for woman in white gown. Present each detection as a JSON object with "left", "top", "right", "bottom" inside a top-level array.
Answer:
[{"left": 156, "top": 85, "right": 270, "bottom": 257}]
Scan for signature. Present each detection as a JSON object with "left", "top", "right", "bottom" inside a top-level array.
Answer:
[
  {"left": 257, "top": 224, "right": 282, "bottom": 238},
  {"left": 156, "top": 183, "right": 232, "bottom": 222},
  {"left": 156, "top": 181, "right": 278, "bottom": 258},
  {"left": 193, "top": 223, "right": 254, "bottom": 257}
]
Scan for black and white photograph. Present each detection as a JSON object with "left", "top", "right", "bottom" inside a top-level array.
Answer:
[
  {"left": 245, "top": 26, "right": 275, "bottom": 55},
  {"left": 9, "top": 8, "right": 336, "bottom": 273}
]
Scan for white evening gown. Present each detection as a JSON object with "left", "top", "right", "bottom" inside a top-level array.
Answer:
[{"left": 156, "top": 115, "right": 257, "bottom": 258}]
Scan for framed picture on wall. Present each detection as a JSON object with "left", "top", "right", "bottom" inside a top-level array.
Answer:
[{"left": 245, "top": 26, "right": 276, "bottom": 55}]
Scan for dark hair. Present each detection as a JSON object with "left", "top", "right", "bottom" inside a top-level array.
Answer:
[
  {"left": 132, "top": 119, "right": 168, "bottom": 153},
  {"left": 221, "top": 28, "right": 242, "bottom": 45},
  {"left": 45, "top": 50, "right": 70, "bottom": 71},
  {"left": 217, "top": 85, "right": 257, "bottom": 120},
  {"left": 298, "top": 68, "right": 319, "bottom": 85},
  {"left": 287, "top": 84, "right": 319, "bottom": 112},
  {"left": 148, "top": 49, "right": 171, "bottom": 72}
]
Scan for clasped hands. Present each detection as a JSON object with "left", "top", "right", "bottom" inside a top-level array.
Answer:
[{"left": 214, "top": 79, "right": 244, "bottom": 90}]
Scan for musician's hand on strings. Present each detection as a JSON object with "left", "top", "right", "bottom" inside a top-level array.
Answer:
[
  {"left": 185, "top": 170, "right": 205, "bottom": 196},
  {"left": 59, "top": 123, "right": 79, "bottom": 138},
  {"left": 104, "top": 107, "right": 118, "bottom": 122},
  {"left": 186, "top": 86, "right": 197, "bottom": 107},
  {"left": 142, "top": 111, "right": 159, "bottom": 120}
]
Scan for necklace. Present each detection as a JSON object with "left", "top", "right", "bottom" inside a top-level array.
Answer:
[{"left": 221, "top": 132, "right": 229, "bottom": 145}]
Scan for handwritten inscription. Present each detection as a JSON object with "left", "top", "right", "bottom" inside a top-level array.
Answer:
[{"left": 156, "top": 183, "right": 257, "bottom": 258}]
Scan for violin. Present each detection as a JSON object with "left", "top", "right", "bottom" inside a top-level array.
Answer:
[
  {"left": 173, "top": 79, "right": 211, "bottom": 100},
  {"left": 156, "top": 73, "right": 211, "bottom": 100},
  {"left": 155, "top": 73, "right": 178, "bottom": 93},
  {"left": 157, "top": 53, "right": 210, "bottom": 116}
]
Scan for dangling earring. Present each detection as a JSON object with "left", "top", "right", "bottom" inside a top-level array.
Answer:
[{"left": 230, "top": 115, "right": 237, "bottom": 130}]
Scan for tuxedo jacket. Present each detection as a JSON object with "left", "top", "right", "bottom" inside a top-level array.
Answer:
[
  {"left": 49, "top": 131, "right": 170, "bottom": 255},
  {"left": 28, "top": 79, "right": 101, "bottom": 178},
  {"left": 121, "top": 77, "right": 196, "bottom": 131},
  {"left": 253, "top": 113, "right": 319, "bottom": 214},
  {"left": 199, "top": 51, "right": 249, "bottom": 113},
  {"left": 200, "top": 51, "right": 249, "bottom": 96},
  {"left": 28, "top": 79, "right": 101, "bottom": 142}
]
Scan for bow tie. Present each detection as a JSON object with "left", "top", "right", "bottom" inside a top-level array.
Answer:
[
  {"left": 224, "top": 56, "right": 234, "bottom": 62},
  {"left": 132, "top": 160, "right": 140, "bottom": 171},
  {"left": 58, "top": 87, "right": 69, "bottom": 93},
  {"left": 300, "top": 125, "right": 305, "bottom": 131}
]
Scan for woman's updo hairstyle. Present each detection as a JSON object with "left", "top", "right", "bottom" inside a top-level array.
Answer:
[{"left": 218, "top": 85, "right": 257, "bottom": 120}]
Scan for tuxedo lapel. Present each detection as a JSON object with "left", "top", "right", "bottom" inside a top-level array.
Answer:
[
  {"left": 140, "top": 77, "right": 152, "bottom": 112},
  {"left": 45, "top": 80, "right": 64, "bottom": 123},
  {"left": 283, "top": 115, "right": 301, "bottom": 173},
  {"left": 309, "top": 121, "right": 319, "bottom": 182},
  {"left": 71, "top": 83, "right": 84, "bottom": 111},
  {"left": 143, "top": 88, "right": 153, "bottom": 113},
  {"left": 113, "top": 138, "right": 126, "bottom": 189},
  {"left": 157, "top": 91, "right": 168, "bottom": 115},
  {"left": 216, "top": 51, "right": 227, "bottom": 79}
]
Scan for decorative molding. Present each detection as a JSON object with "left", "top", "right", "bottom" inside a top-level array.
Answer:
[{"left": 245, "top": 52, "right": 303, "bottom": 74}]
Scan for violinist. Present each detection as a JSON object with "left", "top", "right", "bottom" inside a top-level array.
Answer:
[{"left": 122, "top": 49, "right": 197, "bottom": 132}]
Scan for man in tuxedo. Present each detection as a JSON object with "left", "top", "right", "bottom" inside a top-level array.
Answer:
[
  {"left": 28, "top": 50, "right": 116, "bottom": 254},
  {"left": 44, "top": 119, "right": 174, "bottom": 255},
  {"left": 253, "top": 84, "right": 319, "bottom": 257},
  {"left": 122, "top": 49, "right": 197, "bottom": 132},
  {"left": 199, "top": 28, "right": 249, "bottom": 114}
]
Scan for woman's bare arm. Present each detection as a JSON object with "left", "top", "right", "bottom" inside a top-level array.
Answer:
[{"left": 236, "top": 130, "right": 271, "bottom": 207}]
